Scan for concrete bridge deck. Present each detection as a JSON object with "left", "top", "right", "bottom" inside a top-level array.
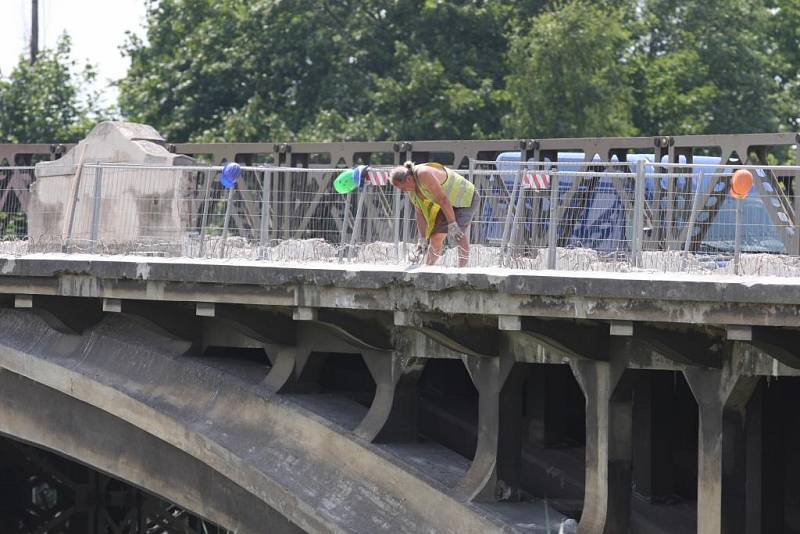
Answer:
[{"left": 1, "top": 254, "right": 799, "bottom": 533}]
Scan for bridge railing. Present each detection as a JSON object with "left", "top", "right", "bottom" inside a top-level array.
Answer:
[{"left": 2, "top": 161, "right": 800, "bottom": 275}]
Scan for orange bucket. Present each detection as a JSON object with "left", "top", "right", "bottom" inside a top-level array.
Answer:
[{"left": 730, "top": 169, "right": 753, "bottom": 200}]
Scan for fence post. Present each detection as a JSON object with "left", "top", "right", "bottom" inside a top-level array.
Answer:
[
  {"left": 734, "top": 197, "right": 742, "bottom": 275},
  {"left": 347, "top": 189, "right": 368, "bottom": 260},
  {"left": 682, "top": 170, "right": 705, "bottom": 270},
  {"left": 337, "top": 192, "right": 352, "bottom": 261},
  {"left": 500, "top": 163, "right": 523, "bottom": 262},
  {"left": 393, "top": 182, "right": 401, "bottom": 261},
  {"left": 467, "top": 158, "right": 476, "bottom": 250},
  {"left": 506, "top": 178, "right": 527, "bottom": 264},
  {"left": 220, "top": 183, "right": 235, "bottom": 259},
  {"left": 63, "top": 163, "right": 86, "bottom": 253},
  {"left": 631, "top": 160, "right": 646, "bottom": 267},
  {"left": 547, "top": 168, "right": 559, "bottom": 269},
  {"left": 259, "top": 168, "right": 271, "bottom": 249},
  {"left": 198, "top": 169, "right": 213, "bottom": 258},
  {"left": 90, "top": 166, "right": 103, "bottom": 253}
]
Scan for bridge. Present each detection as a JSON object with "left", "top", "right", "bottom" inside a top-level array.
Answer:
[{"left": 1, "top": 123, "right": 800, "bottom": 533}]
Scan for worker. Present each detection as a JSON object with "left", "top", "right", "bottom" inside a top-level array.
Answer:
[{"left": 389, "top": 161, "right": 479, "bottom": 267}]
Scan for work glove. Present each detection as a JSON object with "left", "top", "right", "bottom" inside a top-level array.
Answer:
[
  {"left": 446, "top": 222, "right": 464, "bottom": 246},
  {"left": 410, "top": 238, "right": 429, "bottom": 262}
]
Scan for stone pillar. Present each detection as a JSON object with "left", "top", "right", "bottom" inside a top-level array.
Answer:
[{"left": 569, "top": 353, "right": 629, "bottom": 534}]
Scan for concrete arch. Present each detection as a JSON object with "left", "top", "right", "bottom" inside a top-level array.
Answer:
[
  {"left": 0, "top": 369, "right": 300, "bottom": 534},
  {"left": 0, "top": 308, "right": 510, "bottom": 534}
]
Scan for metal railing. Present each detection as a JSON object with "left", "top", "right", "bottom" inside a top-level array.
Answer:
[{"left": 2, "top": 160, "right": 800, "bottom": 276}]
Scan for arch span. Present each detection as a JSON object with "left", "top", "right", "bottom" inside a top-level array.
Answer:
[{"left": 0, "top": 308, "right": 508, "bottom": 534}]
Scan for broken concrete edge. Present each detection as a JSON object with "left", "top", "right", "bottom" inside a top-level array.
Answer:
[
  {"left": 0, "top": 326, "right": 516, "bottom": 534},
  {"left": 1, "top": 254, "right": 800, "bottom": 306}
]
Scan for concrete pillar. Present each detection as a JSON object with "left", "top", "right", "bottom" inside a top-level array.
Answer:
[
  {"left": 569, "top": 355, "right": 629, "bottom": 534},
  {"left": 355, "top": 351, "right": 426, "bottom": 443},
  {"left": 262, "top": 345, "right": 302, "bottom": 392},
  {"left": 683, "top": 351, "right": 760, "bottom": 534},
  {"left": 455, "top": 353, "right": 516, "bottom": 501}
]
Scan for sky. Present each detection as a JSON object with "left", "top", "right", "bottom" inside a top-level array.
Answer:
[{"left": 0, "top": 0, "right": 149, "bottom": 107}]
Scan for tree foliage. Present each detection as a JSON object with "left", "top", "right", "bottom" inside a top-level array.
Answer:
[
  {"left": 504, "top": 1, "right": 636, "bottom": 138},
  {"left": 0, "top": 35, "right": 104, "bottom": 144},
  {"left": 3, "top": 0, "right": 798, "bottom": 144},
  {"left": 119, "top": 0, "right": 532, "bottom": 142},
  {"left": 114, "top": 0, "right": 800, "bottom": 141},
  {"left": 632, "top": 0, "right": 778, "bottom": 135}
]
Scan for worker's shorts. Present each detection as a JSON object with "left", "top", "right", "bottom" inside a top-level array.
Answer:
[{"left": 431, "top": 192, "right": 480, "bottom": 236}]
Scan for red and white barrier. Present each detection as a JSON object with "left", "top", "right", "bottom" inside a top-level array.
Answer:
[
  {"left": 365, "top": 169, "right": 390, "bottom": 186},
  {"left": 521, "top": 173, "right": 550, "bottom": 191}
]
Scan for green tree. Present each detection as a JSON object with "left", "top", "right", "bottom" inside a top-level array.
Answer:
[
  {"left": 767, "top": 0, "right": 800, "bottom": 129},
  {"left": 631, "top": 0, "right": 779, "bottom": 135},
  {"left": 0, "top": 34, "right": 103, "bottom": 144},
  {"left": 119, "top": 0, "right": 544, "bottom": 142},
  {"left": 503, "top": 1, "right": 636, "bottom": 138}
]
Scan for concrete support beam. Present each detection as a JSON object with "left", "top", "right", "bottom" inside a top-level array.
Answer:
[
  {"left": 569, "top": 351, "right": 630, "bottom": 534},
  {"left": 455, "top": 353, "right": 515, "bottom": 502},
  {"left": 726, "top": 325, "right": 752, "bottom": 341},
  {"left": 262, "top": 346, "right": 302, "bottom": 392},
  {"left": 355, "top": 351, "right": 426, "bottom": 443},
  {"left": 609, "top": 321, "right": 633, "bottom": 337},
  {"left": 750, "top": 327, "right": 800, "bottom": 370},
  {"left": 196, "top": 302, "right": 215, "bottom": 317},
  {"left": 293, "top": 307, "right": 317, "bottom": 321},
  {"left": 263, "top": 322, "right": 384, "bottom": 393},
  {"left": 14, "top": 294, "right": 32, "bottom": 308},
  {"left": 683, "top": 346, "right": 761, "bottom": 534},
  {"left": 394, "top": 310, "right": 416, "bottom": 327},
  {"left": 102, "top": 298, "right": 122, "bottom": 313},
  {"left": 497, "top": 315, "right": 521, "bottom": 331}
]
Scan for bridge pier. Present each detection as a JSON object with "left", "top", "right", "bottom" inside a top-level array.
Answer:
[
  {"left": 455, "top": 353, "right": 516, "bottom": 501},
  {"left": 355, "top": 351, "right": 425, "bottom": 443},
  {"left": 570, "top": 355, "right": 630, "bottom": 534},
  {"left": 684, "top": 347, "right": 761, "bottom": 534}
]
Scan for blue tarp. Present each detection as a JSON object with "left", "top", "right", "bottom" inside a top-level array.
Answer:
[{"left": 485, "top": 152, "right": 786, "bottom": 253}]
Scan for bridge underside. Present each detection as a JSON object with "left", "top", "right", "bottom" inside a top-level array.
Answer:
[
  {"left": 1, "top": 257, "right": 800, "bottom": 533},
  {"left": 0, "top": 432, "right": 233, "bottom": 534}
]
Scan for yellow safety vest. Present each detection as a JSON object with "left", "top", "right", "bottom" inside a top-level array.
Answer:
[{"left": 408, "top": 163, "right": 475, "bottom": 238}]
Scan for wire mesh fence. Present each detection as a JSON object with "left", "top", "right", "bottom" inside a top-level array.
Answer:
[{"left": 1, "top": 160, "right": 800, "bottom": 276}]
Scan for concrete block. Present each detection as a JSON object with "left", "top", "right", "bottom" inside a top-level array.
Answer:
[
  {"left": 497, "top": 315, "right": 521, "bottom": 331},
  {"left": 394, "top": 311, "right": 414, "bottom": 327},
  {"left": 292, "top": 307, "right": 317, "bottom": 321},
  {"left": 609, "top": 321, "right": 634, "bottom": 336},
  {"left": 196, "top": 302, "right": 215, "bottom": 317},
  {"left": 103, "top": 298, "right": 122, "bottom": 313},
  {"left": 14, "top": 295, "right": 33, "bottom": 308},
  {"left": 726, "top": 325, "right": 752, "bottom": 341}
]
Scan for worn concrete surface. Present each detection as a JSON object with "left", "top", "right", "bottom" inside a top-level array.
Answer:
[
  {"left": 1, "top": 254, "right": 800, "bottom": 327},
  {"left": 0, "top": 308, "right": 553, "bottom": 533}
]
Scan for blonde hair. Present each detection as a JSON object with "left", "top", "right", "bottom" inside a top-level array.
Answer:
[{"left": 390, "top": 161, "right": 415, "bottom": 184}]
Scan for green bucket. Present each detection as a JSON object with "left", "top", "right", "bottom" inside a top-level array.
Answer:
[{"left": 334, "top": 169, "right": 357, "bottom": 194}]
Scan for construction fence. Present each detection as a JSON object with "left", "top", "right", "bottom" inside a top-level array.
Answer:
[{"left": 1, "top": 159, "right": 799, "bottom": 276}]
